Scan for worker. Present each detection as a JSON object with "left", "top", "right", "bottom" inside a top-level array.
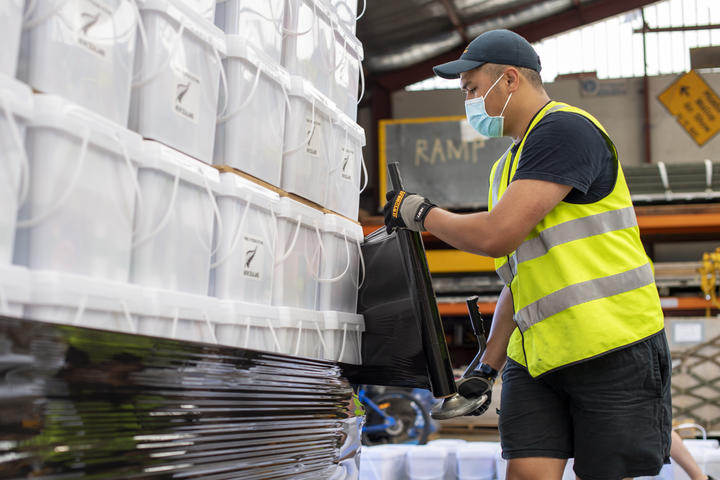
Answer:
[{"left": 383, "top": 29, "right": 671, "bottom": 480}]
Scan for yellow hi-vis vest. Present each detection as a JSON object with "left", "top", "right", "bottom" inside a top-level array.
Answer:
[{"left": 488, "top": 101, "right": 664, "bottom": 377}]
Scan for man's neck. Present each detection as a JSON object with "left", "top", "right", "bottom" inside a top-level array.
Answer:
[{"left": 509, "top": 93, "right": 552, "bottom": 141}]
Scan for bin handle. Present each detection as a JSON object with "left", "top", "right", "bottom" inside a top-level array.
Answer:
[
  {"left": 314, "top": 225, "right": 351, "bottom": 283},
  {"left": 673, "top": 423, "right": 707, "bottom": 440},
  {"left": 282, "top": 0, "right": 314, "bottom": 36},
  {"left": 283, "top": 98, "right": 317, "bottom": 155},
  {"left": 351, "top": 235, "right": 365, "bottom": 289},
  {"left": 274, "top": 214, "right": 303, "bottom": 265},
  {"left": 193, "top": 174, "right": 224, "bottom": 258},
  {"left": 170, "top": 307, "right": 180, "bottom": 339},
  {"left": 337, "top": 322, "right": 348, "bottom": 362},
  {"left": 313, "top": 320, "right": 328, "bottom": 357},
  {"left": 0, "top": 96, "right": 30, "bottom": 207},
  {"left": 16, "top": 128, "right": 91, "bottom": 229},
  {"left": 217, "top": 63, "right": 263, "bottom": 124},
  {"left": 210, "top": 192, "right": 252, "bottom": 269},
  {"left": 202, "top": 311, "right": 218, "bottom": 344},
  {"left": 121, "top": 301, "right": 137, "bottom": 334},
  {"left": 132, "top": 22, "right": 186, "bottom": 88},
  {"left": 112, "top": 133, "right": 144, "bottom": 234},
  {"left": 214, "top": 48, "right": 230, "bottom": 122},
  {"left": 266, "top": 316, "right": 282, "bottom": 352},
  {"left": 72, "top": 296, "right": 89, "bottom": 326},
  {"left": 227, "top": 3, "right": 286, "bottom": 36},
  {"left": 132, "top": 166, "right": 181, "bottom": 248}
]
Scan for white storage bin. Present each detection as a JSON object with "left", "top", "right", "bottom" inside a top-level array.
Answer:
[
  {"left": 282, "top": 0, "right": 335, "bottom": 98},
  {"left": 137, "top": 287, "right": 220, "bottom": 344},
  {"left": 360, "top": 445, "right": 408, "bottom": 480},
  {"left": 15, "top": 95, "right": 142, "bottom": 282},
  {"left": 406, "top": 445, "right": 448, "bottom": 480},
  {"left": 332, "top": 0, "right": 363, "bottom": 34},
  {"left": 427, "top": 439, "right": 467, "bottom": 480},
  {"left": 0, "top": 264, "right": 30, "bottom": 318},
  {"left": 131, "top": 140, "right": 221, "bottom": 295},
  {"left": 214, "top": 0, "right": 285, "bottom": 63},
  {"left": 275, "top": 306, "right": 325, "bottom": 357},
  {"left": 321, "top": 311, "right": 363, "bottom": 364},
  {"left": 272, "top": 197, "right": 324, "bottom": 310},
  {"left": 214, "top": 300, "right": 278, "bottom": 350},
  {"left": 0, "top": 0, "right": 24, "bottom": 76},
  {"left": 212, "top": 172, "right": 279, "bottom": 304},
  {"left": 19, "top": 0, "right": 137, "bottom": 125},
  {"left": 327, "top": 115, "right": 366, "bottom": 219},
  {"left": 26, "top": 270, "right": 145, "bottom": 334},
  {"left": 330, "top": 24, "right": 363, "bottom": 121},
  {"left": 215, "top": 37, "right": 290, "bottom": 186},
  {"left": 130, "top": 0, "right": 226, "bottom": 162},
  {"left": 317, "top": 213, "right": 363, "bottom": 313},
  {"left": 0, "top": 75, "right": 33, "bottom": 266},
  {"left": 179, "top": 0, "right": 215, "bottom": 21},
  {"left": 456, "top": 443, "right": 499, "bottom": 480},
  {"left": 282, "top": 77, "right": 334, "bottom": 206}
]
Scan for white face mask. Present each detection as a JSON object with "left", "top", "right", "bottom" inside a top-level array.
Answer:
[{"left": 464, "top": 74, "right": 512, "bottom": 138}]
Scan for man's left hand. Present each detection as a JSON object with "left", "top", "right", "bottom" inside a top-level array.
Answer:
[{"left": 383, "top": 190, "right": 436, "bottom": 234}]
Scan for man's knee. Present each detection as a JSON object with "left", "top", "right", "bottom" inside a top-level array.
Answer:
[{"left": 506, "top": 457, "right": 568, "bottom": 480}]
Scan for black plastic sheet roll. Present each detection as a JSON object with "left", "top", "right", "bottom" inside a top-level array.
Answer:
[{"left": 0, "top": 316, "right": 360, "bottom": 479}]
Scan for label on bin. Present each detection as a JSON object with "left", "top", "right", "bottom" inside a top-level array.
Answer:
[
  {"left": 172, "top": 68, "right": 201, "bottom": 124},
  {"left": 74, "top": 0, "right": 114, "bottom": 60},
  {"left": 341, "top": 146, "right": 354, "bottom": 183},
  {"left": 242, "top": 235, "right": 264, "bottom": 281},
  {"left": 305, "top": 118, "right": 323, "bottom": 157}
]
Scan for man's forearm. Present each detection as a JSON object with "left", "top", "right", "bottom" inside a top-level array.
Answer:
[
  {"left": 480, "top": 285, "right": 515, "bottom": 371},
  {"left": 424, "top": 207, "right": 503, "bottom": 257}
]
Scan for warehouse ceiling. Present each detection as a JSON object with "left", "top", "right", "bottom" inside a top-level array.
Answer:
[{"left": 357, "top": 0, "right": 660, "bottom": 91}]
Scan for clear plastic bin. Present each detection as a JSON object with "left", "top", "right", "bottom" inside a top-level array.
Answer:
[
  {"left": 0, "top": 0, "right": 24, "bottom": 76},
  {"left": 15, "top": 95, "right": 142, "bottom": 282},
  {"left": 272, "top": 197, "right": 324, "bottom": 310},
  {"left": 360, "top": 445, "right": 408, "bottom": 480},
  {"left": 138, "top": 287, "right": 220, "bottom": 344},
  {"left": 321, "top": 311, "right": 363, "bottom": 364},
  {"left": 130, "top": 0, "right": 226, "bottom": 162},
  {"left": 282, "top": 0, "right": 335, "bottom": 98},
  {"left": 326, "top": 112, "right": 366, "bottom": 219},
  {"left": 18, "top": 0, "right": 138, "bottom": 125},
  {"left": 330, "top": 24, "right": 363, "bottom": 121},
  {"left": 212, "top": 172, "right": 279, "bottom": 305},
  {"left": 131, "top": 140, "right": 221, "bottom": 295},
  {"left": 214, "top": 0, "right": 285, "bottom": 63},
  {"left": 282, "top": 76, "right": 334, "bottom": 206},
  {"left": 406, "top": 446, "right": 448, "bottom": 480},
  {"left": 26, "top": 270, "right": 146, "bottom": 334},
  {"left": 0, "top": 74, "right": 33, "bottom": 266},
  {"left": 215, "top": 37, "right": 290, "bottom": 187},
  {"left": 317, "top": 213, "right": 363, "bottom": 313},
  {"left": 456, "top": 443, "right": 500, "bottom": 480}
]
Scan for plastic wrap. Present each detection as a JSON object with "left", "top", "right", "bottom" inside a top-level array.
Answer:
[{"left": 0, "top": 315, "right": 359, "bottom": 479}]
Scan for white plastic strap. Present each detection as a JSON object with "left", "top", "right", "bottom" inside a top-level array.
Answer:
[
  {"left": 705, "top": 158, "right": 713, "bottom": 192},
  {"left": 266, "top": 316, "right": 281, "bottom": 352},
  {"left": 232, "top": 3, "right": 284, "bottom": 35},
  {"left": 210, "top": 192, "right": 252, "bottom": 269},
  {"left": 282, "top": 0, "right": 314, "bottom": 36},
  {"left": 243, "top": 320, "right": 251, "bottom": 349},
  {"left": 337, "top": 322, "right": 347, "bottom": 362},
  {"left": 352, "top": 235, "right": 365, "bottom": 289},
  {"left": 121, "top": 301, "right": 137, "bottom": 334},
  {"left": 0, "top": 96, "right": 30, "bottom": 207},
  {"left": 283, "top": 98, "right": 317, "bottom": 155},
  {"left": 313, "top": 321, "right": 328, "bottom": 357},
  {"left": 171, "top": 308, "right": 180, "bottom": 339},
  {"left": 132, "top": 166, "right": 181, "bottom": 248},
  {"left": 202, "top": 312, "right": 218, "bottom": 344},
  {"left": 358, "top": 150, "right": 369, "bottom": 194},
  {"left": 673, "top": 423, "right": 707, "bottom": 440},
  {"left": 657, "top": 161, "right": 671, "bottom": 200},
  {"left": 113, "top": 133, "right": 144, "bottom": 232},
  {"left": 214, "top": 47, "right": 230, "bottom": 121},
  {"left": 0, "top": 287, "right": 10, "bottom": 315},
  {"left": 194, "top": 174, "right": 223, "bottom": 257},
  {"left": 16, "top": 128, "right": 91, "bottom": 229},
  {"left": 357, "top": 60, "right": 365, "bottom": 104},
  {"left": 132, "top": 23, "right": 186, "bottom": 88},
  {"left": 72, "top": 296, "right": 89, "bottom": 326},
  {"left": 294, "top": 320, "right": 303, "bottom": 356},
  {"left": 274, "top": 214, "right": 303, "bottom": 265},
  {"left": 217, "top": 63, "right": 263, "bottom": 123},
  {"left": 356, "top": 0, "right": 367, "bottom": 19},
  {"left": 315, "top": 227, "right": 351, "bottom": 283}
]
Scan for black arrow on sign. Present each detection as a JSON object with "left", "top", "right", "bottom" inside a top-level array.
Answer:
[{"left": 679, "top": 85, "right": 690, "bottom": 96}]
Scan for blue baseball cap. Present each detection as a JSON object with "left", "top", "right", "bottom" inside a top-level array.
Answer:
[{"left": 433, "top": 29, "right": 541, "bottom": 79}]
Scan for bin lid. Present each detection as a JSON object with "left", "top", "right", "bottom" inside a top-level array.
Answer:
[
  {"left": 223, "top": 36, "right": 291, "bottom": 91},
  {"left": 139, "top": 140, "right": 220, "bottom": 189}
]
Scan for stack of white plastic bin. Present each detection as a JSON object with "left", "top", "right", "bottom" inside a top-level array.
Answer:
[
  {"left": 211, "top": 0, "right": 366, "bottom": 364},
  {"left": 1, "top": 0, "right": 366, "bottom": 366}
]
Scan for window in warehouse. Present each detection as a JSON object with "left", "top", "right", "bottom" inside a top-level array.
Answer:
[{"left": 406, "top": 0, "right": 720, "bottom": 91}]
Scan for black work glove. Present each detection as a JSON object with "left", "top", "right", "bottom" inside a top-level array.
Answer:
[
  {"left": 456, "top": 363, "right": 497, "bottom": 416},
  {"left": 382, "top": 190, "right": 436, "bottom": 234}
]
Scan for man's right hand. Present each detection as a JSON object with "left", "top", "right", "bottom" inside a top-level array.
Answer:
[{"left": 456, "top": 364, "right": 497, "bottom": 416}]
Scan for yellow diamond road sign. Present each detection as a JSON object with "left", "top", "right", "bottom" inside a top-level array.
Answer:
[{"left": 658, "top": 70, "right": 720, "bottom": 146}]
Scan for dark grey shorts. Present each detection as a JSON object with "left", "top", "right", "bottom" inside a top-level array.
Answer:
[{"left": 499, "top": 331, "right": 672, "bottom": 480}]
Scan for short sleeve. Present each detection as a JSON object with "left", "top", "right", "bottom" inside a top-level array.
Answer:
[{"left": 511, "top": 112, "right": 613, "bottom": 199}]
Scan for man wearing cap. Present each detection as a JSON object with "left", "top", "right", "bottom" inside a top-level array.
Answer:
[{"left": 383, "top": 29, "right": 671, "bottom": 479}]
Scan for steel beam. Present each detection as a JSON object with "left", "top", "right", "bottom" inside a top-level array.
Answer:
[{"left": 437, "top": 0, "right": 470, "bottom": 44}]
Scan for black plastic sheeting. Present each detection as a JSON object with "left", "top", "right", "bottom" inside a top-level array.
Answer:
[{"left": 0, "top": 316, "right": 360, "bottom": 479}]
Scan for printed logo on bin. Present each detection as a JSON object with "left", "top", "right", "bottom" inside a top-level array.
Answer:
[
  {"left": 341, "top": 148, "right": 354, "bottom": 182},
  {"left": 242, "top": 236, "right": 264, "bottom": 280},
  {"left": 172, "top": 69, "right": 200, "bottom": 124}
]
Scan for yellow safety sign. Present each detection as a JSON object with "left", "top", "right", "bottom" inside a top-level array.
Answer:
[{"left": 658, "top": 70, "right": 720, "bottom": 146}]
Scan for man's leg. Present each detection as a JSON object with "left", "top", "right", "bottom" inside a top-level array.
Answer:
[{"left": 507, "top": 457, "right": 567, "bottom": 480}]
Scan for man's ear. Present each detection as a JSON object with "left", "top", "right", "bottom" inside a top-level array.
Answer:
[{"left": 504, "top": 67, "right": 521, "bottom": 93}]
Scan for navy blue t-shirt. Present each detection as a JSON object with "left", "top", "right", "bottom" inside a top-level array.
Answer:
[{"left": 509, "top": 110, "right": 616, "bottom": 204}]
